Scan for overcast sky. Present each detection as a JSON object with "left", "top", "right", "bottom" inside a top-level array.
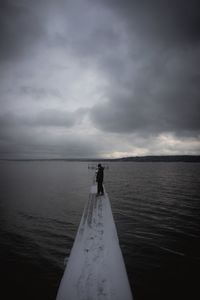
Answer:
[{"left": 0, "top": 0, "right": 200, "bottom": 158}]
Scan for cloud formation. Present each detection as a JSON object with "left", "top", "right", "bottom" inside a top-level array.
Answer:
[
  {"left": 0, "top": 0, "right": 200, "bottom": 158},
  {"left": 89, "top": 0, "right": 200, "bottom": 136}
]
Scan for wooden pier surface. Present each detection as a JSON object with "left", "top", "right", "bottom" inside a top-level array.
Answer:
[{"left": 56, "top": 185, "right": 133, "bottom": 300}]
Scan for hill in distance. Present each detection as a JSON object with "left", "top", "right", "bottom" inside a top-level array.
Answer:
[{"left": 116, "top": 155, "right": 200, "bottom": 162}]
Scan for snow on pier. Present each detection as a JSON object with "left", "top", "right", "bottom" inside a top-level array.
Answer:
[{"left": 56, "top": 185, "right": 133, "bottom": 300}]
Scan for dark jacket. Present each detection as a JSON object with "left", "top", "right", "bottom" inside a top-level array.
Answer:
[{"left": 96, "top": 166, "right": 104, "bottom": 182}]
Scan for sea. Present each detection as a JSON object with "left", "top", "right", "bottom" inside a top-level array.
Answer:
[{"left": 0, "top": 160, "right": 200, "bottom": 300}]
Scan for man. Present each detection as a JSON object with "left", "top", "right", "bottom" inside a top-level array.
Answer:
[{"left": 96, "top": 163, "right": 104, "bottom": 196}]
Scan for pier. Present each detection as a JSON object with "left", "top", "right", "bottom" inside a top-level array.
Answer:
[{"left": 56, "top": 185, "right": 133, "bottom": 300}]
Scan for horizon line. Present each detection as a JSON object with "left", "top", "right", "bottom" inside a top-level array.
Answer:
[{"left": 1, "top": 154, "right": 200, "bottom": 161}]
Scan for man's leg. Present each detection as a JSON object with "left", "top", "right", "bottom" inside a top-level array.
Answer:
[
  {"left": 97, "top": 181, "right": 101, "bottom": 194},
  {"left": 100, "top": 182, "right": 104, "bottom": 194}
]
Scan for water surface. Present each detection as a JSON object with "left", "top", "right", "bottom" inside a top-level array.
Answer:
[{"left": 0, "top": 161, "right": 199, "bottom": 299}]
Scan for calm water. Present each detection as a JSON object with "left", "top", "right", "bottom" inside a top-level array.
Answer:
[{"left": 0, "top": 161, "right": 200, "bottom": 300}]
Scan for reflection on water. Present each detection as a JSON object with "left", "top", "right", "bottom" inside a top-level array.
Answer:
[{"left": 0, "top": 161, "right": 200, "bottom": 300}]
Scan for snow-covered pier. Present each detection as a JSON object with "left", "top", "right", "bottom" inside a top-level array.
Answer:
[{"left": 56, "top": 185, "right": 133, "bottom": 300}]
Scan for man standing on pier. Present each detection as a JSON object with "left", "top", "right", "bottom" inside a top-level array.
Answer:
[{"left": 96, "top": 163, "right": 104, "bottom": 196}]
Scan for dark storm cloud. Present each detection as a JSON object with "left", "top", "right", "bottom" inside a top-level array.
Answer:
[
  {"left": 20, "top": 86, "right": 63, "bottom": 101},
  {"left": 0, "top": 0, "right": 44, "bottom": 61},
  {"left": 98, "top": 0, "right": 200, "bottom": 46},
  {"left": 90, "top": 51, "right": 200, "bottom": 135},
  {"left": 0, "top": 108, "right": 87, "bottom": 129},
  {"left": 0, "top": 0, "right": 199, "bottom": 157},
  {"left": 89, "top": 0, "right": 200, "bottom": 137}
]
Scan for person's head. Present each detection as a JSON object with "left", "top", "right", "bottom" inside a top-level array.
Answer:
[{"left": 98, "top": 163, "right": 101, "bottom": 168}]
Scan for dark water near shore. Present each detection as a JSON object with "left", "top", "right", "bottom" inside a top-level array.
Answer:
[{"left": 0, "top": 161, "right": 200, "bottom": 300}]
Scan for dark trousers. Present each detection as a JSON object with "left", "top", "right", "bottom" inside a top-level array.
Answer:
[{"left": 97, "top": 181, "right": 104, "bottom": 194}]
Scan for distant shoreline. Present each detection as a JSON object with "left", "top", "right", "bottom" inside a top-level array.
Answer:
[
  {"left": 1, "top": 155, "right": 200, "bottom": 162},
  {"left": 117, "top": 155, "right": 200, "bottom": 162}
]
